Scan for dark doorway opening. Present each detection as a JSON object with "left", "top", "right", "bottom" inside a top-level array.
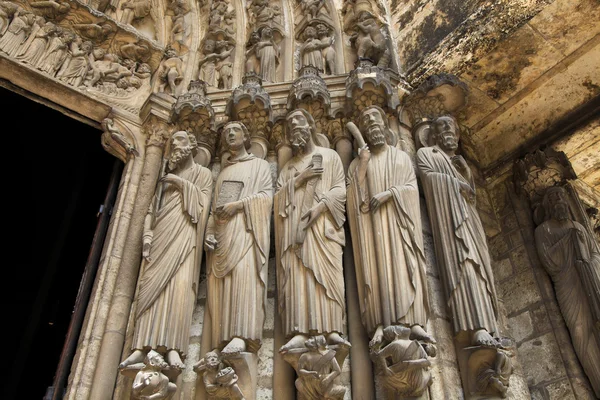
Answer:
[{"left": 4, "top": 86, "right": 118, "bottom": 399}]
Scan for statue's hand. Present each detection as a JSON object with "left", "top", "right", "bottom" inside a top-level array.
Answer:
[
  {"left": 142, "top": 236, "right": 152, "bottom": 261},
  {"left": 160, "top": 173, "right": 183, "bottom": 191},
  {"left": 215, "top": 201, "right": 243, "bottom": 220},
  {"left": 358, "top": 145, "right": 371, "bottom": 165},
  {"left": 295, "top": 163, "right": 323, "bottom": 187},
  {"left": 205, "top": 234, "right": 218, "bottom": 251},
  {"left": 302, "top": 202, "right": 327, "bottom": 229},
  {"left": 370, "top": 190, "right": 392, "bottom": 212},
  {"left": 459, "top": 182, "right": 476, "bottom": 204}
]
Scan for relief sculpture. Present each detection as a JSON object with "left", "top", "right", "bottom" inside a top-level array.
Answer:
[
  {"left": 535, "top": 186, "right": 600, "bottom": 398},
  {"left": 346, "top": 106, "right": 435, "bottom": 397},
  {"left": 275, "top": 109, "right": 350, "bottom": 399}
]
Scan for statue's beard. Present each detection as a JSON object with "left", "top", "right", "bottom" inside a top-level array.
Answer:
[
  {"left": 168, "top": 145, "right": 192, "bottom": 170},
  {"left": 366, "top": 124, "right": 386, "bottom": 147},
  {"left": 439, "top": 132, "right": 458, "bottom": 151},
  {"left": 552, "top": 203, "right": 569, "bottom": 221},
  {"left": 291, "top": 128, "right": 311, "bottom": 154}
]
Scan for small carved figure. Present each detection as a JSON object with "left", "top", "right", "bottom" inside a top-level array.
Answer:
[
  {"left": 535, "top": 186, "right": 600, "bottom": 397},
  {"left": 29, "top": 0, "right": 70, "bottom": 21},
  {"left": 86, "top": 49, "right": 132, "bottom": 87},
  {"left": 215, "top": 40, "right": 233, "bottom": 89},
  {"left": 472, "top": 350, "right": 512, "bottom": 398},
  {"left": 351, "top": 11, "right": 389, "bottom": 67},
  {"left": 300, "top": 26, "right": 323, "bottom": 71},
  {"left": 316, "top": 23, "right": 335, "bottom": 75},
  {"left": 120, "top": 0, "right": 151, "bottom": 25},
  {"left": 244, "top": 31, "right": 260, "bottom": 74},
  {"left": 255, "top": 27, "right": 278, "bottom": 82},
  {"left": 131, "top": 351, "right": 177, "bottom": 400},
  {"left": 155, "top": 47, "right": 183, "bottom": 95},
  {"left": 198, "top": 39, "right": 219, "bottom": 86},
  {"left": 194, "top": 351, "right": 245, "bottom": 400},
  {"left": 295, "top": 336, "right": 346, "bottom": 400},
  {"left": 346, "top": 106, "right": 434, "bottom": 349},
  {"left": 416, "top": 115, "right": 500, "bottom": 348},
  {"left": 57, "top": 38, "right": 93, "bottom": 87},
  {"left": 39, "top": 29, "right": 75, "bottom": 76},
  {"left": 17, "top": 20, "right": 55, "bottom": 67},
  {"left": 72, "top": 22, "right": 114, "bottom": 41},
  {"left": 0, "top": 10, "right": 34, "bottom": 57},
  {"left": 0, "top": 2, "right": 23, "bottom": 36},
  {"left": 300, "top": 0, "right": 325, "bottom": 20},
  {"left": 205, "top": 121, "right": 273, "bottom": 357},
  {"left": 248, "top": 0, "right": 280, "bottom": 27},
  {"left": 275, "top": 109, "right": 349, "bottom": 352},
  {"left": 167, "top": 0, "right": 187, "bottom": 44},
  {"left": 119, "top": 131, "right": 212, "bottom": 370},
  {"left": 120, "top": 41, "right": 151, "bottom": 62},
  {"left": 370, "top": 326, "right": 432, "bottom": 397}
]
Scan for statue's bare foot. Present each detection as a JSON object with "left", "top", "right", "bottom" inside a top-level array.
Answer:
[
  {"left": 410, "top": 325, "right": 436, "bottom": 344},
  {"left": 327, "top": 332, "right": 351, "bottom": 348},
  {"left": 279, "top": 334, "right": 308, "bottom": 353},
  {"left": 490, "top": 377, "right": 508, "bottom": 398},
  {"left": 369, "top": 325, "right": 384, "bottom": 348},
  {"left": 472, "top": 329, "right": 498, "bottom": 348},
  {"left": 166, "top": 350, "right": 185, "bottom": 369},
  {"left": 222, "top": 337, "right": 246, "bottom": 358},
  {"left": 119, "top": 349, "right": 145, "bottom": 369}
]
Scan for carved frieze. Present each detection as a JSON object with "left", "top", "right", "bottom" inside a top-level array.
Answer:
[
  {"left": 245, "top": 0, "right": 283, "bottom": 83},
  {"left": 199, "top": 0, "right": 235, "bottom": 89}
]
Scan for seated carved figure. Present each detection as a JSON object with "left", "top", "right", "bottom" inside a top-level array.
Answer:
[
  {"left": 194, "top": 351, "right": 245, "bottom": 400},
  {"left": 131, "top": 351, "right": 177, "bottom": 400},
  {"left": 296, "top": 336, "right": 345, "bottom": 400}
]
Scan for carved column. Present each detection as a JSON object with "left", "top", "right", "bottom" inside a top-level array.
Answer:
[{"left": 90, "top": 95, "right": 174, "bottom": 400}]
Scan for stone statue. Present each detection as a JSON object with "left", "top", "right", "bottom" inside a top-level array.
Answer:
[
  {"left": 275, "top": 109, "right": 349, "bottom": 352},
  {"left": 29, "top": 0, "right": 70, "bottom": 21},
  {"left": 120, "top": 0, "right": 151, "bottom": 25},
  {"left": 255, "top": 27, "right": 278, "bottom": 82},
  {"left": 155, "top": 47, "right": 183, "bottom": 95},
  {"left": 17, "top": 20, "right": 56, "bottom": 67},
  {"left": 131, "top": 351, "right": 177, "bottom": 400},
  {"left": 0, "top": 10, "right": 34, "bottom": 58},
  {"left": 350, "top": 11, "right": 389, "bottom": 68},
  {"left": 300, "top": 0, "right": 325, "bottom": 20},
  {"left": 39, "top": 29, "right": 75, "bottom": 76},
  {"left": 300, "top": 26, "right": 324, "bottom": 72},
  {"left": 0, "top": 2, "right": 23, "bottom": 36},
  {"left": 198, "top": 39, "right": 219, "bottom": 87},
  {"left": 205, "top": 121, "right": 273, "bottom": 356},
  {"left": 316, "top": 23, "right": 335, "bottom": 75},
  {"left": 370, "top": 325, "right": 432, "bottom": 397},
  {"left": 416, "top": 115, "right": 500, "bottom": 347},
  {"left": 295, "top": 335, "right": 346, "bottom": 400},
  {"left": 72, "top": 22, "right": 114, "bottom": 42},
  {"left": 86, "top": 49, "right": 132, "bottom": 88},
  {"left": 194, "top": 351, "right": 245, "bottom": 400},
  {"left": 119, "top": 131, "right": 212, "bottom": 370},
  {"left": 215, "top": 40, "right": 233, "bottom": 89},
  {"left": 244, "top": 31, "right": 260, "bottom": 74},
  {"left": 346, "top": 106, "right": 434, "bottom": 345},
  {"left": 57, "top": 38, "right": 93, "bottom": 87},
  {"left": 535, "top": 186, "right": 600, "bottom": 397}
]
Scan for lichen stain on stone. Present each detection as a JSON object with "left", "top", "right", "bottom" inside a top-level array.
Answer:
[
  {"left": 481, "top": 55, "right": 533, "bottom": 100},
  {"left": 582, "top": 79, "right": 600, "bottom": 95}
]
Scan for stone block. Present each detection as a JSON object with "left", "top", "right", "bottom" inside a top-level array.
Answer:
[
  {"left": 508, "top": 311, "right": 534, "bottom": 343},
  {"left": 545, "top": 378, "right": 576, "bottom": 400},
  {"left": 509, "top": 245, "right": 532, "bottom": 274},
  {"left": 518, "top": 333, "right": 568, "bottom": 386},
  {"left": 257, "top": 338, "right": 274, "bottom": 388},
  {"left": 264, "top": 297, "right": 275, "bottom": 333},
  {"left": 530, "top": 305, "right": 553, "bottom": 335},
  {"left": 493, "top": 257, "right": 514, "bottom": 282},
  {"left": 500, "top": 269, "right": 542, "bottom": 315}
]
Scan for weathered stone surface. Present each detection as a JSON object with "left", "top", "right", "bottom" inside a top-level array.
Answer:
[
  {"left": 500, "top": 269, "right": 542, "bottom": 316},
  {"left": 518, "top": 333, "right": 569, "bottom": 386},
  {"left": 508, "top": 311, "right": 534, "bottom": 344}
]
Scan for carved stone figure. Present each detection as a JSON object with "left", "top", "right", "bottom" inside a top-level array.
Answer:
[
  {"left": 0, "top": 2, "right": 23, "bottom": 36},
  {"left": 119, "top": 131, "right": 212, "bottom": 370},
  {"left": 198, "top": 39, "right": 219, "bottom": 87},
  {"left": 29, "top": 0, "right": 70, "bottom": 21},
  {"left": 295, "top": 335, "right": 346, "bottom": 400},
  {"left": 72, "top": 22, "right": 114, "bottom": 42},
  {"left": 0, "top": 10, "right": 34, "bottom": 57},
  {"left": 416, "top": 115, "right": 500, "bottom": 347},
  {"left": 195, "top": 351, "right": 245, "bottom": 400},
  {"left": 316, "top": 23, "right": 335, "bottom": 75},
  {"left": 155, "top": 47, "right": 183, "bottom": 95},
  {"left": 57, "top": 38, "right": 93, "bottom": 87},
  {"left": 120, "top": 0, "right": 151, "bottom": 25},
  {"left": 347, "top": 106, "right": 434, "bottom": 346},
  {"left": 535, "top": 186, "right": 600, "bottom": 397},
  {"left": 275, "top": 109, "right": 349, "bottom": 352},
  {"left": 300, "top": 0, "right": 325, "bottom": 20},
  {"left": 17, "top": 20, "right": 55, "bottom": 66},
  {"left": 86, "top": 49, "right": 131, "bottom": 88},
  {"left": 300, "top": 26, "right": 323, "bottom": 72},
  {"left": 248, "top": 0, "right": 280, "bottom": 27},
  {"left": 215, "top": 40, "right": 233, "bottom": 89},
  {"left": 205, "top": 121, "right": 273, "bottom": 356},
  {"left": 245, "top": 31, "right": 260, "bottom": 74},
  {"left": 131, "top": 351, "right": 177, "bottom": 400},
  {"left": 256, "top": 27, "right": 278, "bottom": 83},
  {"left": 39, "top": 29, "right": 75, "bottom": 76},
  {"left": 351, "top": 11, "right": 389, "bottom": 67},
  {"left": 370, "top": 325, "right": 432, "bottom": 397}
]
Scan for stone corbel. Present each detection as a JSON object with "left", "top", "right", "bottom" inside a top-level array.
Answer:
[
  {"left": 101, "top": 117, "right": 141, "bottom": 162},
  {"left": 171, "top": 80, "right": 216, "bottom": 166},
  {"left": 225, "top": 73, "right": 273, "bottom": 159}
]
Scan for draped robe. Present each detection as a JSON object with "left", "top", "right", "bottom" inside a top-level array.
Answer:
[
  {"left": 347, "top": 145, "right": 429, "bottom": 335},
  {"left": 535, "top": 219, "right": 600, "bottom": 397},
  {"left": 206, "top": 155, "right": 273, "bottom": 352},
  {"left": 0, "top": 14, "right": 29, "bottom": 57},
  {"left": 416, "top": 146, "right": 498, "bottom": 335},
  {"left": 275, "top": 147, "right": 347, "bottom": 336},
  {"left": 132, "top": 163, "right": 212, "bottom": 357}
]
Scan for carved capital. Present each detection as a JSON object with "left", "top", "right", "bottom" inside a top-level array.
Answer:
[
  {"left": 143, "top": 116, "right": 171, "bottom": 148},
  {"left": 101, "top": 118, "right": 139, "bottom": 162}
]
